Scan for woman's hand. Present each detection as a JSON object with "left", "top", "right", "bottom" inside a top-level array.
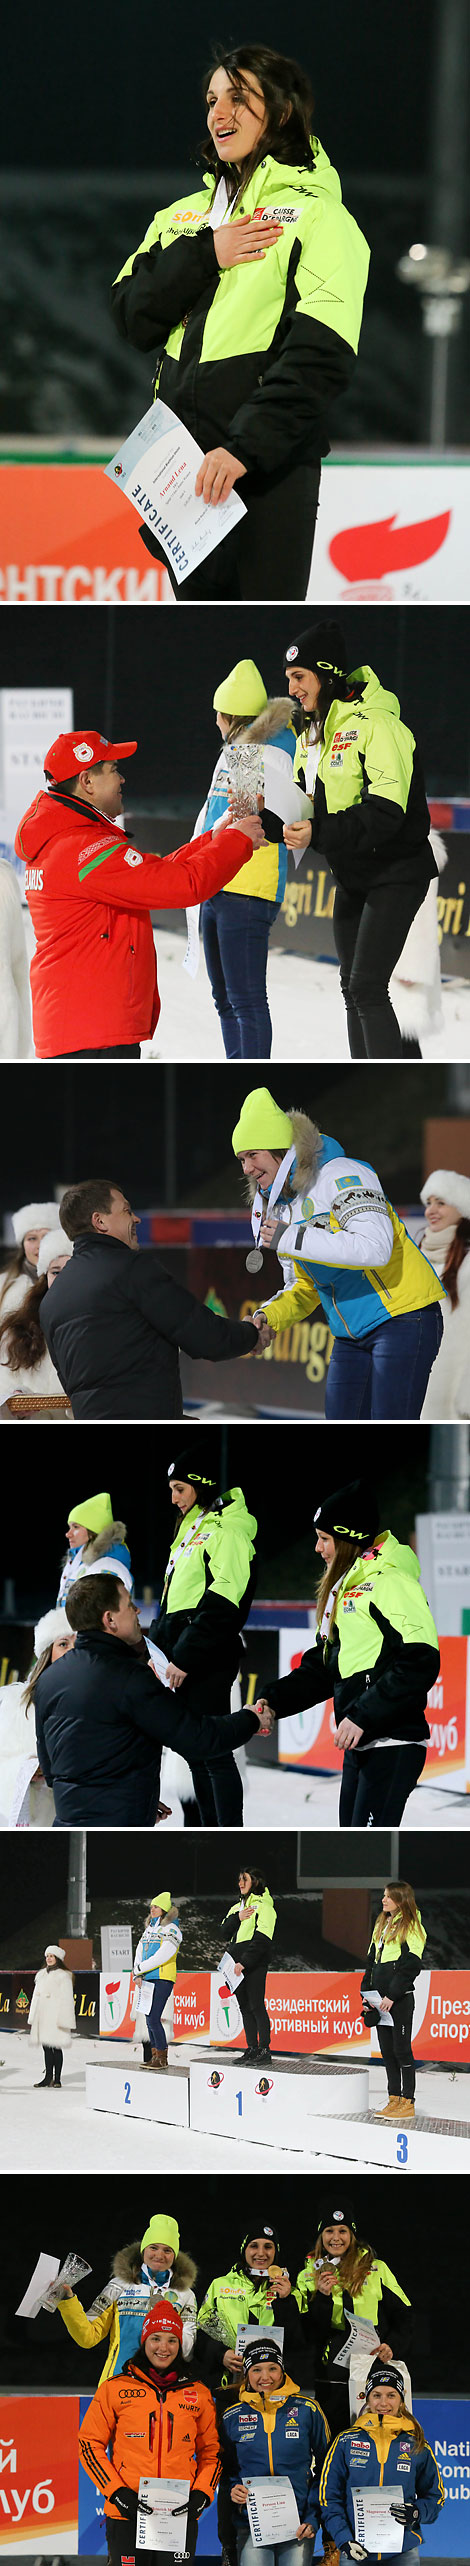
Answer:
[
  {"left": 296, "top": 2527, "right": 314, "bottom": 2542},
  {"left": 272, "top": 2273, "right": 291, "bottom": 2299},
  {"left": 224, "top": 2351, "right": 244, "bottom": 2376},
  {"left": 214, "top": 215, "right": 283, "bottom": 268},
  {"left": 315, "top": 2268, "right": 335, "bottom": 2295},
  {"left": 166, "top": 1662, "right": 187, "bottom": 1690},
  {"left": 283, "top": 821, "right": 312, "bottom": 853},
  {"left": 259, "top": 1214, "right": 284, "bottom": 1247},
  {"left": 233, "top": 1962, "right": 243, "bottom": 1979},
  {"left": 156, "top": 1801, "right": 173, "bottom": 1824},
  {"left": 378, "top": 1998, "right": 393, "bottom": 2014},
  {"left": 335, "top": 1718, "right": 364, "bottom": 1751},
  {"left": 253, "top": 1702, "right": 275, "bottom": 1736},
  {"left": 377, "top": 2342, "right": 394, "bottom": 2358},
  {"left": 195, "top": 449, "right": 247, "bottom": 506},
  {"left": 231, "top": 2484, "right": 249, "bottom": 2506}
]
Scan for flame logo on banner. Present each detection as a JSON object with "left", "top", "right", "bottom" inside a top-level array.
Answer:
[{"left": 329, "top": 511, "right": 451, "bottom": 581}]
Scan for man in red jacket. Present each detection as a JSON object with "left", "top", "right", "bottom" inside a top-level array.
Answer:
[{"left": 15, "top": 728, "right": 254, "bottom": 1059}]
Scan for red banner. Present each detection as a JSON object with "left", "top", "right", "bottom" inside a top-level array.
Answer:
[
  {"left": 0, "top": 2396, "right": 79, "bottom": 2549},
  {"left": 0, "top": 467, "right": 168, "bottom": 603},
  {"left": 173, "top": 1970, "right": 470, "bottom": 2062}
]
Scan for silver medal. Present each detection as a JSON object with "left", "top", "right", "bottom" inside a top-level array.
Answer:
[{"left": 246, "top": 1247, "right": 264, "bottom": 1273}]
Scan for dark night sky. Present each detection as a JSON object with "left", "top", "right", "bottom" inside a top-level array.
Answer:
[
  {"left": 4, "top": 3, "right": 435, "bottom": 179},
  {"left": 0, "top": 1421, "right": 432, "bottom": 1616},
  {"left": 0, "top": 1066, "right": 458, "bottom": 1213},
  {"left": 2, "top": 609, "right": 468, "bottom": 803},
  {"left": 0, "top": 2167, "right": 467, "bottom": 2396}
]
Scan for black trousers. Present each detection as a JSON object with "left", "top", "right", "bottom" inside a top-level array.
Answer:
[
  {"left": 376, "top": 1993, "right": 416, "bottom": 2099},
  {"left": 43, "top": 2045, "right": 63, "bottom": 2083},
  {"left": 106, "top": 2513, "right": 198, "bottom": 2566},
  {"left": 139, "top": 461, "right": 320, "bottom": 602},
  {"left": 168, "top": 1663, "right": 244, "bottom": 1828},
  {"left": 339, "top": 1743, "right": 428, "bottom": 1828},
  {"left": 333, "top": 864, "right": 434, "bottom": 1059},
  {"left": 237, "top": 1963, "right": 271, "bottom": 2051}
]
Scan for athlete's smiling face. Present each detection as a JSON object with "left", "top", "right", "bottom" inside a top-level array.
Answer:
[
  {"left": 206, "top": 66, "right": 268, "bottom": 166},
  {"left": 238, "top": 1148, "right": 284, "bottom": 1191},
  {"left": 287, "top": 666, "right": 322, "bottom": 713}
]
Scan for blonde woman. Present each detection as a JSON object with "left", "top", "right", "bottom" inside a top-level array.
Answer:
[
  {"left": 294, "top": 2201, "right": 411, "bottom": 2438},
  {"left": 361, "top": 1882, "right": 426, "bottom": 2122},
  {"left": 320, "top": 2357, "right": 444, "bottom": 2562}
]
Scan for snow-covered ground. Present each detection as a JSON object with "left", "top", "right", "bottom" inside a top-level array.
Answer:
[
  {"left": 1, "top": 2031, "right": 467, "bottom": 2176},
  {"left": 21, "top": 911, "right": 470, "bottom": 1062},
  {"left": 241, "top": 1760, "right": 470, "bottom": 1831}
]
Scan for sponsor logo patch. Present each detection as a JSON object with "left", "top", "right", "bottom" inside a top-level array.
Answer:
[
  {"left": 124, "top": 849, "right": 143, "bottom": 866},
  {"left": 24, "top": 867, "right": 43, "bottom": 889},
  {"left": 72, "top": 740, "right": 94, "bottom": 762}
]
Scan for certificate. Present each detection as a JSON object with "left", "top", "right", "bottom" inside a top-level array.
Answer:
[
  {"left": 243, "top": 2476, "right": 300, "bottom": 2546},
  {"left": 136, "top": 2478, "right": 191, "bottom": 2553},
  {"left": 352, "top": 2484, "right": 405, "bottom": 2554},
  {"left": 218, "top": 1949, "right": 243, "bottom": 1995},
  {"left": 333, "top": 2315, "right": 379, "bottom": 2370},
  {"left": 263, "top": 745, "right": 314, "bottom": 831},
  {"left": 146, "top": 1639, "right": 172, "bottom": 1688},
  {"left": 236, "top": 2326, "right": 284, "bottom": 2360},
  {"left": 105, "top": 400, "right": 246, "bottom": 585}
]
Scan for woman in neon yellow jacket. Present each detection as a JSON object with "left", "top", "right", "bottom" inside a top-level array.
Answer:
[
  {"left": 281, "top": 617, "right": 437, "bottom": 1062},
  {"left": 223, "top": 1865, "right": 277, "bottom": 2064},
  {"left": 112, "top": 43, "right": 369, "bottom": 603},
  {"left": 295, "top": 2199, "right": 412, "bottom": 2440},
  {"left": 361, "top": 1882, "right": 427, "bottom": 2124},
  {"left": 254, "top": 1475, "right": 440, "bottom": 1830}
]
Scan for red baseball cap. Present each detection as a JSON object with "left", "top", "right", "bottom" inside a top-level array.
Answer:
[
  {"left": 44, "top": 730, "right": 138, "bottom": 782},
  {"left": 141, "top": 2301, "right": 183, "bottom": 2347}
]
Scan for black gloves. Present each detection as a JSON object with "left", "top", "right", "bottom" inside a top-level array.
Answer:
[
  {"left": 390, "top": 2500, "right": 420, "bottom": 2530},
  {"left": 343, "top": 2546, "right": 368, "bottom": 2561},
  {"left": 113, "top": 2489, "right": 138, "bottom": 2521}
]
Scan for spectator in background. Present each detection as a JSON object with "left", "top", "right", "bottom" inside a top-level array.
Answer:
[
  {"left": 419, "top": 1170, "right": 470, "bottom": 1418},
  {"left": 0, "top": 1608, "right": 75, "bottom": 1828},
  {"left": 0, "top": 1227, "right": 72, "bottom": 1420}
]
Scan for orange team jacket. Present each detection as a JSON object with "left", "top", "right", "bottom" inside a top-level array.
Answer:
[
  {"left": 79, "top": 2360, "right": 222, "bottom": 2518},
  {"left": 15, "top": 788, "right": 252, "bottom": 1056}
]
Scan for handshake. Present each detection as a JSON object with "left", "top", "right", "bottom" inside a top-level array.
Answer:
[{"left": 250, "top": 1307, "right": 274, "bottom": 1350}]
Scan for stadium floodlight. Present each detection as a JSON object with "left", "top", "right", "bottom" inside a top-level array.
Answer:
[{"left": 397, "top": 241, "right": 470, "bottom": 446}]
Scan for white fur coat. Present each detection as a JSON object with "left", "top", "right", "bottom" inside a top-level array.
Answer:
[{"left": 421, "top": 1252, "right": 470, "bottom": 1418}]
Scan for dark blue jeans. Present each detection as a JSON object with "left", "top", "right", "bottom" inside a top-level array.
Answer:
[
  {"left": 325, "top": 1302, "right": 443, "bottom": 1420},
  {"left": 202, "top": 891, "right": 280, "bottom": 1058},
  {"left": 147, "top": 1982, "right": 170, "bottom": 2051}
]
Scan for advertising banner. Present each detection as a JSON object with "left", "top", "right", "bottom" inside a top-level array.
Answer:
[
  {"left": 0, "top": 2396, "right": 79, "bottom": 2552},
  {"left": 414, "top": 2401, "right": 470, "bottom": 2557},
  {"left": 0, "top": 466, "right": 168, "bottom": 605},
  {"left": 310, "top": 461, "right": 470, "bottom": 602},
  {"left": 276, "top": 1632, "right": 470, "bottom": 1789},
  {"left": 272, "top": 834, "right": 470, "bottom": 984},
  {"left": 0, "top": 1973, "right": 99, "bottom": 2035},
  {"left": 172, "top": 1971, "right": 470, "bottom": 2063}
]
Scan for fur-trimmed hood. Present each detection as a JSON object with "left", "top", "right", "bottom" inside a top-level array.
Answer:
[
  {"left": 113, "top": 2242, "right": 197, "bottom": 2289},
  {"left": 244, "top": 1108, "right": 322, "bottom": 1207},
  {"left": 83, "top": 1518, "right": 127, "bottom": 1562},
  {"left": 236, "top": 698, "right": 295, "bottom": 748}
]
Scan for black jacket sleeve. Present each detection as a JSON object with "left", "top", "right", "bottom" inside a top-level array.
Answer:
[
  {"left": 264, "top": 1640, "right": 328, "bottom": 1718},
  {"left": 166, "top": 1591, "right": 244, "bottom": 1677},
  {"left": 128, "top": 1252, "right": 257, "bottom": 1365},
  {"left": 227, "top": 1930, "right": 272, "bottom": 1975},
  {"left": 361, "top": 1939, "right": 424, "bottom": 1999},
  {"left": 125, "top": 1661, "right": 259, "bottom": 1765},
  {"left": 229, "top": 316, "right": 355, "bottom": 475},
  {"left": 312, "top": 772, "right": 405, "bottom": 866},
  {"left": 349, "top": 1613, "right": 439, "bottom": 1738},
  {"left": 111, "top": 227, "right": 220, "bottom": 351}
]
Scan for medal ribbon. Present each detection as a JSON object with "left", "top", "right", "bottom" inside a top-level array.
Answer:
[
  {"left": 251, "top": 1144, "right": 296, "bottom": 1250},
  {"left": 161, "top": 1508, "right": 207, "bottom": 1605}
]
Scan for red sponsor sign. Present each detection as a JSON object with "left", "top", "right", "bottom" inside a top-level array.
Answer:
[
  {"left": 423, "top": 1637, "right": 468, "bottom": 1780},
  {"left": 173, "top": 1973, "right": 211, "bottom": 2039},
  {"left": 0, "top": 2396, "right": 79, "bottom": 2548},
  {"left": 0, "top": 467, "right": 168, "bottom": 603}
]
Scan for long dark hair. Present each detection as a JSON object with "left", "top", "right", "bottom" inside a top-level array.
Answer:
[
  {"left": 442, "top": 1217, "right": 470, "bottom": 1311},
  {"left": 0, "top": 1274, "right": 48, "bottom": 1373},
  {"left": 0, "top": 1243, "right": 31, "bottom": 1312},
  {"left": 201, "top": 44, "right": 317, "bottom": 204},
  {"left": 300, "top": 671, "right": 365, "bottom": 746},
  {"left": 239, "top": 1869, "right": 266, "bottom": 1899}
]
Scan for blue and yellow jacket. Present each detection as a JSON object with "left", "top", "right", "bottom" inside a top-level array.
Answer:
[
  {"left": 320, "top": 2408, "right": 444, "bottom": 2556},
  {"left": 260, "top": 1131, "right": 445, "bottom": 1343},
  {"left": 222, "top": 2374, "right": 330, "bottom": 2530},
  {"left": 194, "top": 707, "right": 295, "bottom": 905}
]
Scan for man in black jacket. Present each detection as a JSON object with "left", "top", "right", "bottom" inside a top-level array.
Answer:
[
  {"left": 40, "top": 1178, "right": 257, "bottom": 1418},
  {"left": 34, "top": 1571, "right": 271, "bottom": 1826}
]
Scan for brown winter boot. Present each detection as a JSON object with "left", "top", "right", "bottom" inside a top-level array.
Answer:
[{"left": 151, "top": 2051, "right": 168, "bottom": 2070}]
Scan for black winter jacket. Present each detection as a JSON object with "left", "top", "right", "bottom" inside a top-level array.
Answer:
[
  {"left": 40, "top": 1232, "right": 257, "bottom": 1419},
  {"left": 265, "top": 1619, "right": 435, "bottom": 1749},
  {"left": 34, "top": 1628, "right": 260, "bottom": 1827}
]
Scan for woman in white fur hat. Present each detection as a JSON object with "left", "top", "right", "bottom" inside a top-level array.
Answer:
[
  {"left": 0, "top": 1227, "right": 73, "bottom": 1419},
  {"left": 0, "top": 1202, "right": 59, "bottom": 1324},
  {"left": 0, "top": 1608, "right": 75, "bottom": 1828},
  {"left": 420, "top": 1170, "right": 470, "bottom": 1419},
  {"left": 28, "top": 1942, "right": 76, "bottom": 2088}
]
